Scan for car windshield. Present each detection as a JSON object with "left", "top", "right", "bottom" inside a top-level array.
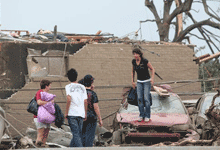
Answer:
[
  {"left": 121, "top": 93, "right": 186, "bottom": 114},
  {"left": 201, "top": 94, "right": 220, "bottom": 114}
]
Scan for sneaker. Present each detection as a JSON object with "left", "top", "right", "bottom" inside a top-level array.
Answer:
[
  {"left": 35, "top": 141, "right": 43, "bottom": 147},
  {"left": 138, "top": 117, "right": 143, "bottom": 122},
  {"left": 144, "top": 118, "right": 150, "bottom": 122}
]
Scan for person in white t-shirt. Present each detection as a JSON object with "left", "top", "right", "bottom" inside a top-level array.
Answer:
[{"left": 65, "top": 68, "right": 87, "bottom": 147}]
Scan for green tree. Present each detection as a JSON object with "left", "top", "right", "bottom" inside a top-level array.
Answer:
[{"left": 199, "top": 59, "right": 220, "bottom": 91}]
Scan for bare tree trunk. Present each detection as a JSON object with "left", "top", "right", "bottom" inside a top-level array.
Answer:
[
  {"left": 161, "top": 0, "right": 173, "bottom": 41},
  {"left": 145, "top": 0, "right": 164, "bottom": 40},
  {"left": 145, "top": 0, "right": 174, "bottom": 41},
  {"left": 159, "top": 1, "right": 174, "bottom": 41},
  {"left": 159, "top": 23, "right": 170, "bottom": 41},
  {"left": 145, "top": 0, "right": 192, "bottom": 41}
]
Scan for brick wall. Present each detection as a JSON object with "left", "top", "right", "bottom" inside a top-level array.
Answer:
[
  {"left": 69, "top": 43, "right": 200, "bottom": 129},
  {"left": 70, "top": 43, "right": 200, "bottom": 99}
]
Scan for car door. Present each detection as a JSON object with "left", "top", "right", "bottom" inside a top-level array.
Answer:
[{"left": 192, "top": 97, "right": 203, "bottom": 127}]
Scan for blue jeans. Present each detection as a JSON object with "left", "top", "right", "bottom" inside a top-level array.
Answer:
[
  {"left": 137, "top": 81, "right": 151, "bottom": 118},
  {"left": 67, "top": 116, "right": 84, "bottom": 147},
  {"left": 82, "top": 118, "right": 97, "bottom": 147}
]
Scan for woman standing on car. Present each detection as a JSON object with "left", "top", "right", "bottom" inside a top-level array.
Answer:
[{"left": 132, "top": 48, "right": 155, "bottom": 122}]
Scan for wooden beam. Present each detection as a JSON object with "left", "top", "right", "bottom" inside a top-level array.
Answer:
[
  {"left": 193, "top": 53, "right": 210, "bottom": 61},
  {"left": 199, "top": 52, "right": 220, "bottom": 64},
  {"left": 193, "top": 53, "right": 210, "bottom": 64},
  {"left": 153, "top": 86, "right": 170, "bottom": 97}
]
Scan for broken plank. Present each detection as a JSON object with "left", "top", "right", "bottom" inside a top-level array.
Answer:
[
  {"left": 153, "top": 86, "right": 170, "bottom": 97},
  {"left": 199, "top": 52, "right": 220, "bottom": 64}
]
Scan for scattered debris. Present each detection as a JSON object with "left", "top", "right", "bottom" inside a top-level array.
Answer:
[
  {"left": 193, "top": 52, "right": 220, "bottom": 64},
  {"left": 157, "top": 89, "right": 220, "bottom": 146},
  {"left": 182, "top": 99, "right": 198, "bottom": 109},
  {"left": 15, "top": 136, "right": 35, "bottom": 149},
  {"left": 0, "top": 27, "right": 198, "bottom": 45},
  {"left": 94, "top": 125, "right": 113, "bottom": 146},
  {"left": 193, "top": 53, "right": 210, "bottom": 64},
  {"left": 0, "top": 107, "right": 6, "bottom": 144},
  {"left": 26, "top": 126, "right": 71, "bottom": 147},
  {"left": 153, "top": 86, "right": 170, "bottom": 97}
]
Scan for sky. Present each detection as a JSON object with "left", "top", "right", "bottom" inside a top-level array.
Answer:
[{"left": 0, "top": 0, "right": 220, "bottom": 56}]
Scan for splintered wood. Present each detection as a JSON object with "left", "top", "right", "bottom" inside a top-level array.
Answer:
[{"left": 153, "top": 86, "right": 170, "bottom": 97}]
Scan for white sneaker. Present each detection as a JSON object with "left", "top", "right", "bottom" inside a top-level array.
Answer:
[
  {"left": 144, "top": 118, "right": 150, "bottom": 122},
  {"left": 138, "top": 117, "right": 143, "bottom": 122}
]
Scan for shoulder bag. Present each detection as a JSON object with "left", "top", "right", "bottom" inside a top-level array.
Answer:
[{"left": 27, "top": 97, "right": 39, "bottom": 116}]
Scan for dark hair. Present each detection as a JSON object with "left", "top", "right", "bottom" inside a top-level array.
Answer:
[
  {"left": 40, "top": 80, "right": 51, "bottom": 89},
  {"left": 78, "top": 78, "right": 84, "bottom": 85},
  {"left": 83, "top": 74, "right": 94, "bottom": 87},
  {"left": 67, "top": 68, "right": 78, "bottom": 82},
  {"left": 132, "top": 48, "right": 143, "bottom": 58}
]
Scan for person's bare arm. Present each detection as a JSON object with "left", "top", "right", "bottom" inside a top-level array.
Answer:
[
  {"left": 94, "top": 103, "right": 103, "bottom": 126},
  {"left": 132, "top": 66, "right": 136, "bottom": 89},
  {"left": 84, "top": 99, "right": 87, "bottom": 121},
  {"left": 147, "top": 62, "right": 155, "bottom": 85},
  {"left": 65, "top": 95, "right": 71, "bottom": 118},
  {"left": 37, "top": 99, "right": 51, "bottom": 106}
]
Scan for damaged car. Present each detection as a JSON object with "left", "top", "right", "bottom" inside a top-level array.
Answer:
[
  {"left": 188, "top": 91, "right": 220, "bottom": 140},
  {"left": 112, "top": 88, "right": 196, "bottom": 145}
]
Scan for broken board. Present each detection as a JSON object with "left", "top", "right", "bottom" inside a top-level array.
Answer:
[{"left": 153, "top": 86, "right": 170, "bottom": 97}]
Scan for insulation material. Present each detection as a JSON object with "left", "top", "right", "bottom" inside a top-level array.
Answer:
[{"left": 26, "top": 56, "right": 48, "bottom": 77}]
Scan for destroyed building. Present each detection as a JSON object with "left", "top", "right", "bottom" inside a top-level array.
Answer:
[{"left": 0, "top": 38, "right": 201, "bottom": 138}]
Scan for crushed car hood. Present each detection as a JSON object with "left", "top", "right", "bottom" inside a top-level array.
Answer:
[{"left": 117, "top": 112, "right": 189, "bottom": 127}]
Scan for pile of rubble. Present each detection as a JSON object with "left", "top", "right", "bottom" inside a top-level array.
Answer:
[
  {"left": 0, "top": 28, "right": 193, "bottom": 45},
  {"left": 0, "top": 28, "right": 114, "bottom": 44}
]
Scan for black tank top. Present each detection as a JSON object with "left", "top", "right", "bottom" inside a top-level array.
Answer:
[{"left": 132, "top": 58, "right": 150, "bottom": 81}]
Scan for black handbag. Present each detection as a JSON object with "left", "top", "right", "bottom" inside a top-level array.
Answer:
[
  {"left": 27, "top": 97, "right": 39, "bottom": 116},
  {"left": 127, "top": 87, "right": 138, "bottom": 106},
  {"left": 127, "top": 87, "right": 152, "bottom": 106}
]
